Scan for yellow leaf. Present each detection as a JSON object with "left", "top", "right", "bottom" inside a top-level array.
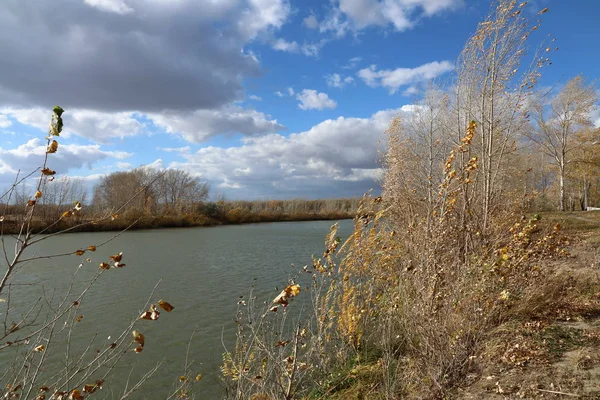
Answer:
[
  {"left": 34, "top": 191, "right": 43, "bottom": 198},
  {"left": 158, "top": 300, "right": 174, "bottom": 312},
  {"left": 87, "top": 245, "right": 96, "bottom": 252},
  {"left": 195, "top": 374, "right": 202, "bottom": 381},
  {"left": 179, "top": 376, "right": 187, "bottom": 382},
  {"left": 62, "top": 210, "right": 72, "bottom": 218},
  {"left": 46, "top": 140, "right": 58, "bottom": 154},
  {"left": 285, "top": 284, "right": 301, "bottom": 297}
]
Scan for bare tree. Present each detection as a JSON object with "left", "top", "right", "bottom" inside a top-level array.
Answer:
[
  {"left": 453, "top": 0, "right": 551, "bottom": 230},
  {"left": 526, "top": 76, "right": 598, "bottom": 211}
]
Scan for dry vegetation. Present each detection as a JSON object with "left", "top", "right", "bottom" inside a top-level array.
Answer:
[{"left": 221, "top": 1, "right": 600, "bottom": 399}]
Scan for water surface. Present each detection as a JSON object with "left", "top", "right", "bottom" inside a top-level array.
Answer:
[{"left": 2, "top": 220, "right": 353, "bottom": 398}]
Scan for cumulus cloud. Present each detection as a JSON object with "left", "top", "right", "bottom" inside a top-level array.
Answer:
[
  {"left": 326, "top": 73, "right": 355, "bottom": 88},
  {"left": 0, "top": 138, "right": 132, "bottom": 187},
  {"left": 296, "top": 90, "right": 338, "bottom": 110},
  {"left": 148, "top": 106, "right": 285, "bottom": 143},
  {"left": 272, "top": 38, "right": 300, "bottom": 52},
  {"left": 358, "top": 61, "right": 454, "bottom": 93},
  {"left": 0, "top": 0, "right": 290, "bottom": 112},
  {"left": 169, "top": 107, "right": 413, "bottom": 199},
  {"left": 1, "top": 108, "right": 143, "bottom": 142},
  {"left": 321, "top": 0, "right": 462, "bottom": 35}
]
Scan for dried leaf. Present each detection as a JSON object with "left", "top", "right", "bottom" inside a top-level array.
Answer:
[
  {"left": 69, "top": 389, "right": 84, "bottom": 400},
  {"left": 87, "top": 245, "right": 96, "bottom": 252},
  {"left": 99, "top": 262, "right": 110, "bottom": 270},
  {"left": 74, "top": 249, "right": 85, "bottom": 256},
  {"left": 134, "top": 345, "right": 143, "bottom": 353},
  {"left": 73, "top": 201, "right": 82, "bottom": 211},
  {"left": 47, "top": 140, "right": 58, "bottom": 154},
  {"left": 34, "top": 191, "right": 43, "bottom": 198},
  {"left": 62, "top": 211, "right": 72, "bottom": 218},
  {"left": 41, "top": 168, "right": 56, "bottom": 176},
  {"left": 195, "top": 374, "right": 202, "bottom": 381},
  {"left": 179, "top": 376, "right": 187, "bottom": 382},
  {"left": 140, "top": 305, "right": 160, "bottom": 320},
  {"left": 110, "top": 252, "right": 123, "bottom": 262},
  {"left": 158, "top": 300, "right": 174, "bottom": 312},
  {"left": 76, "top": 315, "right": 83, "bottom": 322},
  {"left": 538, "top": 7, "right": 548, "bottom": 14},
  {"left": 34, "top": 344, "right": 45, "bottom": 352},
  {"left": 286, "top": 284, "right": 301, "bottom": 297},
  {"left": 132, "top": 330, "right": 145, "bottom": 347},
  {"left": 27, "top": 199, "right": 36, "bottom": 207}
]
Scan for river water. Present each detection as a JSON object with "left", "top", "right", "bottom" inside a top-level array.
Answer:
[{"left": 1, "top": 219, "right": 354, "bottom": 399}]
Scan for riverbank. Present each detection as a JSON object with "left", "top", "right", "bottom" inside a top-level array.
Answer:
[
  {"left": 320, "top": 211, "right": 600, "bottom": 399},
  {"left": 0, "top": 210, "right": 356, "bottom": 234}
]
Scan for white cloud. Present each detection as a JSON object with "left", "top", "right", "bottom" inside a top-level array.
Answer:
[
  {"left": 116, "top": 161, "right": 134, "bottom": 169},
  {"left": 301, "top": 41, "right": 324, "bottom": 57},
  {"left": 158, "top": 146, "right": 191, "bottom": 153},
  {"left": 84, "top": 0, "right": 134, "bottom": 14},
  {"left": 358, "top": 61, "right": 453, "bottom": 93},
  {"left": 275, "top": 91, "right": 285, "bottom": 97},
  {"left": 321, "top": 0, "right": 462, "bottom": 35},
  {"left": 169, "top": 107, "right": 414, "bottom": 199},
  {"left": 326, "top": 73, "right": 355, "bottom": 88},
  {"left": 0, "top": 108, "right": 143, "bottom": 142},
  {"left": 239, "top": 0, "right": 291, "bottom": 39},
  {"left": 148, "top": 105, "right": 284, "bottom": 143},
  {"left": 296, "top": 90, "right": 337, "bottom": 110},
  {"left": 0, "top": 115, "right": 11, "bottom": 129},
  {"left": 303, "top": 15, "right": 319, "bottom": 29},
  {"left": 249, "top": 95, "right": 263, "bottom": 101},
  {"left": 271, "top": 38, "right": 324, "bottom": 57},
  {"left": 287, "top": 87, "right": 295, "bottom": 96},
  {"left": 272, "top": 38, "right": 299, "bottom": 52},
  {"left": 0, "top": 138, "right": 132, "bottom": 187},
  {"left": 342, "top": 56, "right": 362, "bottom": 69}
]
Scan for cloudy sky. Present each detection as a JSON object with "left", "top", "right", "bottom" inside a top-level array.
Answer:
[{"left": 0, "top": 0, "right": 597, "bottom": 199}]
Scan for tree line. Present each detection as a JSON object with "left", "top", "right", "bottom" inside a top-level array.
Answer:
[{"left": 0, "top": 167, "right": 360, "bottom": 231}]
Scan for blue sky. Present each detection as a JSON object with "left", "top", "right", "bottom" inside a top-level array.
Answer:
[{"left": 0, "top": 0, "right": 598, "bottom": 200}]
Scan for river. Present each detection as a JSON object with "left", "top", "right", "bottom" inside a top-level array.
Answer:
[{"left": 1, "top": 219, "right": 354, "bottom": 399}]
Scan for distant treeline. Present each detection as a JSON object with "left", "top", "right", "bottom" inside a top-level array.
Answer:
[{"left": 0, "top": 167, "right": 360, "bottom": 233}]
